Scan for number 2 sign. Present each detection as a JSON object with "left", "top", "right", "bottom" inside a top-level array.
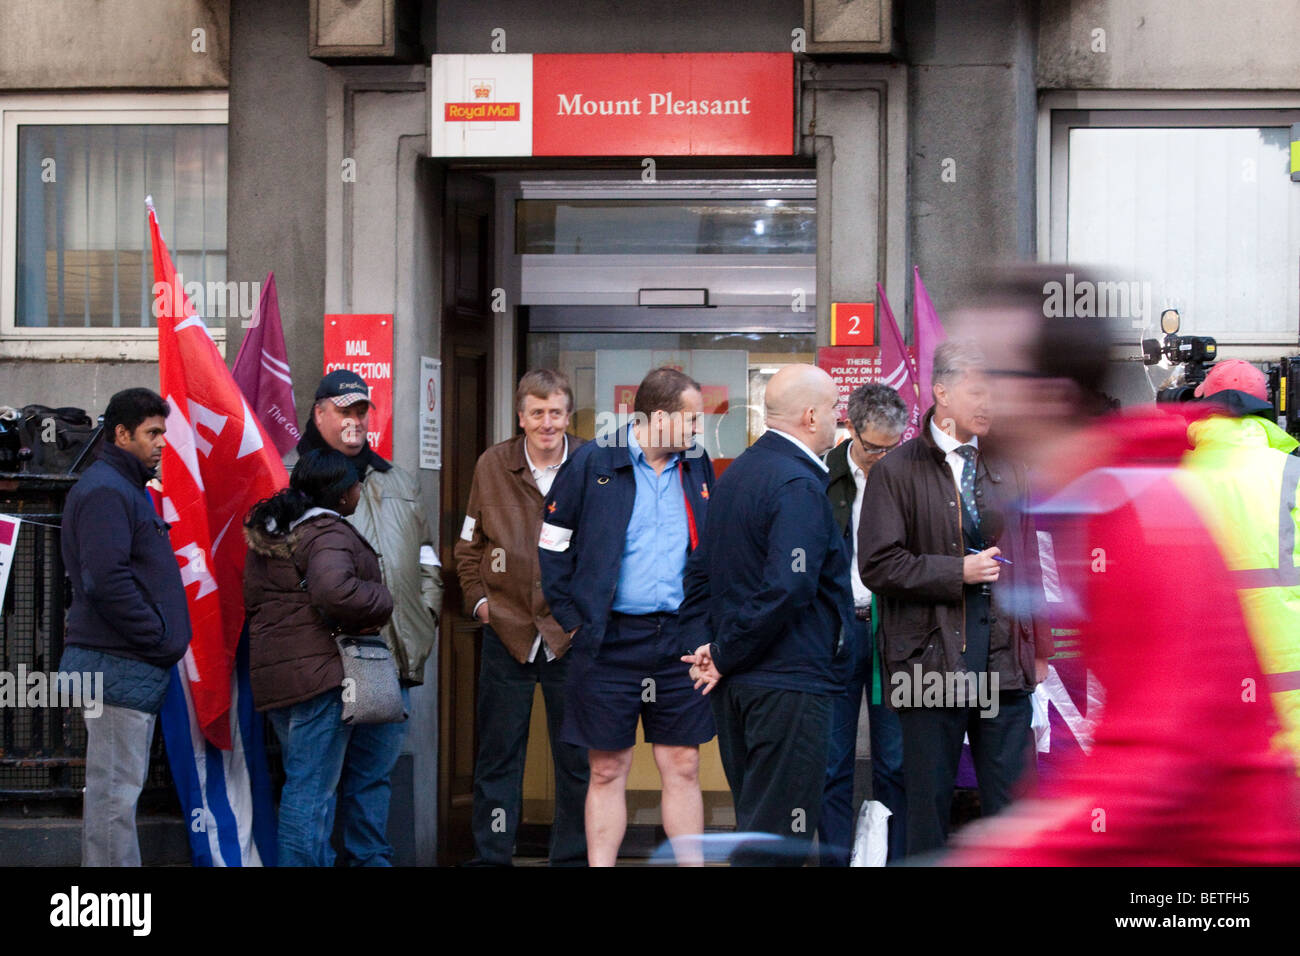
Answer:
[{"left": 831, "top": 302, "right": 875, "bottom": 346}]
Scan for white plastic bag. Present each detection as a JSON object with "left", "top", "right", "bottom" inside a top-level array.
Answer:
[{"left": 849, "top": 799, "right": 892, "bottom": 867}]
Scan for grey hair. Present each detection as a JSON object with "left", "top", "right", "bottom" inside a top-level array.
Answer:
[
  {"left": 847, "top": 383, "right": 907, "bottom": 435},
  {"left": 932, "top": 339, "right": 986, "bottom": 388}
]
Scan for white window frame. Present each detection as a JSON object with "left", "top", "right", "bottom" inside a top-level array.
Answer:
[
  {"left": 0, "top": 91, "right": 228, "bottom": 360},
  {"left": 1038, "top": 91, "right": 1300, "bottom": 349}
]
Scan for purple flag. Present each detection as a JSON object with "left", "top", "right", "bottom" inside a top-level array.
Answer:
[
  {"left": 876, "top": 282, "right": 923, "bottom": 442},
  {"left": 913, "top": 266, "right": 948, "bottom": 407},
  {"left": 231, "top": 272, "right": 299, "bottom": 457}
]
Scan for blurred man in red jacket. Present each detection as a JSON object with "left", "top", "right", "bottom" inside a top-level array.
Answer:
[{"left": 944, "top": 265, "right": 1300, "bottom": 865}]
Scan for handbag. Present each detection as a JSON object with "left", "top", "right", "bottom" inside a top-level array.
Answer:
[
  {"left": 289, "top": 540, "right": 407, "bottom": 725},
  {"left": 334, "top": 633, "right": 407, "bottom": 725}
]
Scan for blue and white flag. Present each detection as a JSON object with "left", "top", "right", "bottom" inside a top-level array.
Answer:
[{"left": 160, "top": 621, "right": 277, "bottom": 866}]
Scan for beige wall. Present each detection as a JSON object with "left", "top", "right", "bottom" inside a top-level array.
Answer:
[
  {"left": 1039, "top": 0, "right": 1300, "bottom": 89},
  {"left": 0, "top": 0, "right": 228, "bottom": 89}
]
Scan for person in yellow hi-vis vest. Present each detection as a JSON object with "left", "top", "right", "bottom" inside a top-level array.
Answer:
[{"left": 1175, "top": 360, "right": 1300, "bottom": 769}]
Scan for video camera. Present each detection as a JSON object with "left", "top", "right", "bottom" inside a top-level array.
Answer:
[
  {"left": 1141, "top": 309, "right": 1218, "bottom": 402},
  {"left": 1265, "top": 357, "right": 1300, "bottom": 441}
]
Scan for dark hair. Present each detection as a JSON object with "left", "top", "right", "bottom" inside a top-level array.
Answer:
[
  {"left": 847, "top": 383, "right": 908, "bottom": 434},
  {"left": 633, "top": 367, "right": 701, "bottom": 418},
  {"left": 974, "top": 263, "right": 1116, "bottom": 416},
  {"left": 103, "top": 388, "right": 169, "bottom": 437},
  {"left": 244, "top": 448, "right": 358, "bottom": 534},
  {"left": 515, "top": 368, "right": 574, "bottom": 415}
]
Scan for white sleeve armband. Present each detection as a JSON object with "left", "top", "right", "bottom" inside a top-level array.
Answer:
[
  {"left": 459, "top": 515, "right": 476, "bottom": 541},
  {"left": 419, "top": 544, "right": 441, "bottom": 567},
  {"left": 538, "top": 522, "right": 574, "bottom": 553}
]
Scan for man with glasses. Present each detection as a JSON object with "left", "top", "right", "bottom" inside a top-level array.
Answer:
[{"left": 817, "top": 383, "right": 908, "bottom": 865}]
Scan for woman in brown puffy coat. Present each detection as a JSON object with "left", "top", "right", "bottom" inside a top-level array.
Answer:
[{"left": 243, "top": 447, "right": 393, "bottom": 866}]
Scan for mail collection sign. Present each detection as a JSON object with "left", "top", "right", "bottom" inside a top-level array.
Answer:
[
  {"left": 323, "top": 314, "right": 394, "bottom": 461},
  {"left": 431, "top": 53, "right": 793, "bottom": 157}
]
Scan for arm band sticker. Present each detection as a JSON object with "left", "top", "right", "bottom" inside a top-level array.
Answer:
[
  {"left": 539, "top": 522, "right": 574, "bottom": 553},
  {"left": 460, "top": 515, "right": 476, "bottom": 541},
  {"left": 419, "top": 544, "right": 441, "bottom": 567}
]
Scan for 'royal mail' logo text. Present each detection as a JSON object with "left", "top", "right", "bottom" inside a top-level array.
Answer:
[{"left": 445, "top": 102, "right": 521, "bottom": 121}]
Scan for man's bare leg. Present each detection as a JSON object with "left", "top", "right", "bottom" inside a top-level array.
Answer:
[
  {"left": 653, "top": 743, "right": 704, "bottom": 866},
  {"left": 586, "top": 747, "right": 634, "bottom": 867}
]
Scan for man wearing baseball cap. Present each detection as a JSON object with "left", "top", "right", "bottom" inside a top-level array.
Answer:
[
  {"left": 1179, "top": 358, "right": 1300, "bottom": 769},
  {"left": 296, "top": 369, "right": 445, "bottom": 865}
]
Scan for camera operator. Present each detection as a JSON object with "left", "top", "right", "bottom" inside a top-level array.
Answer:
[{"left": 1177, "top": 360, "right": 1300, "bottom": 768}]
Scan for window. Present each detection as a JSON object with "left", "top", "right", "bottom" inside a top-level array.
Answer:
[
  {"left": 1045, "top": 99, "right": 1300, "bottom": 346},
  {"left": 1, "top": 93, "right": 228, "bottom": 358},
  {"left": 516, "top": 198, "right": 816, "bottom": 255}
]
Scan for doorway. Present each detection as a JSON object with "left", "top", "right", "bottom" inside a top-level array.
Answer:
[{"left": 436, "top": 170, "right": 495, "bottom": 865}]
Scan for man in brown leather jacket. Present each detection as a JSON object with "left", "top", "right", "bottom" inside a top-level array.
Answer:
[
  {"left": 454, "top": 369, "right": 589, "bottom": 866},
  {"left": 859, "top": 340, "right": 1051, "bottom": 858}
]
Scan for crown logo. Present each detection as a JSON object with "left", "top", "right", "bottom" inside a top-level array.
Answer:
[{"left": 472, "top": 82, "right": 492, "bottom": 99}]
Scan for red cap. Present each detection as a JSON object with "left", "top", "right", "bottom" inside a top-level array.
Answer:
[{"left": 1193, "top": 359, "right": 1268, "bottom": 402}]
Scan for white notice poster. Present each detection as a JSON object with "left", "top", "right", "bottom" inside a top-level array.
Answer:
[{"left": 419, "top": 357, "right": 442, "bottom": 470}]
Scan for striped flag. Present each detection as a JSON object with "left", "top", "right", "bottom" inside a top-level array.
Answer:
[
  {"left": 231, "top": 273, "right": 299, "bottom": 457},
  {"left": 160, "top": 622, "right": 277, "bottom": 865},
  {"left": 149, "top": 198, "right": 285, "bottom": 865},
  {"left": 913, "top": 266, "right": 948, "bottom": 406},
  {"left": 876, "top": 281, "right": 923, "bottom": 440}
]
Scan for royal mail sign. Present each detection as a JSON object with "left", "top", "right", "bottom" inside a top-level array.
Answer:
[{"left": 431, "top": 53, "right": 793, "bottom": 157}]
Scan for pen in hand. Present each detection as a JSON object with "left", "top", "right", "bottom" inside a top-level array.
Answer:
[{"left": 966, "top": 547, "right": 1012, "bottom": 566}]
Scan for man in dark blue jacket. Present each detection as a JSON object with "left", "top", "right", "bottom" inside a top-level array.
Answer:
[
  {"left": 680, "top": 364, "right": 855, "bottom": 866},
  {"left": 60, "top": 388, "right": 191, "bottom": 866},
  {"left": 539, "top": 367, "right": 715, "bottom": 866}
]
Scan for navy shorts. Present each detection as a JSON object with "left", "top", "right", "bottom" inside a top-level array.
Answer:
[{"left": 561, "top": 611, "right": 716, "bottom": 752}]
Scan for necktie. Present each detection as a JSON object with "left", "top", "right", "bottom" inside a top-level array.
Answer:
[{"left": 955, "top": 444, "right": 980, "bottom": 531}]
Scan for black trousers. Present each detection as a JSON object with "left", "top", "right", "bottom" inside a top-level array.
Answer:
[
  {"left": 712, "top": 682, "right": 832, "bottom": 867},
  {"left": 896, "top": 691, "right": 1034, "bottom": 858},
  {"left": 468, "top": 626, "right": 590, "bottom": 866}
]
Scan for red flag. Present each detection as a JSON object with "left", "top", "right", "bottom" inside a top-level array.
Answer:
[
  {"left": 913, "top": 266, "right": 948, "bottom": 406},
  {"left": 150, "top": 200, "right": 288, "bottom": 749},
  {"left": 876, "top": 282, "right": 923, "bottom": 441},
  {"left": 231, "top": 272, "right": 299, "bottom": 457}
]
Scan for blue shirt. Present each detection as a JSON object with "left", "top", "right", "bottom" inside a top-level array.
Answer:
[{"left": 611, "top": 425, "right": 690, "bottom": 614}]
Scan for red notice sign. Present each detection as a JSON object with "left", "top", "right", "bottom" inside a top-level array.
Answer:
[
  {"left": 817, "top": 346, "right": 884, "bottom": 421},
  {"left": 615, "top": 384, "right": 730, "bottom": 415},
  {"left": 323, "top": 314, "right": 394, "bottom": 461}
]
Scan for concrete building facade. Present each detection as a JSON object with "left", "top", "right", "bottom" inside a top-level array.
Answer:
[{"left": 2, "top": 0, "right": 1297, "bottom": 864}]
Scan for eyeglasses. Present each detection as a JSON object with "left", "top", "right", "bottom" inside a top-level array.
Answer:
[{"left": 858, "top": 435, "right": 903, "bottom": 457}]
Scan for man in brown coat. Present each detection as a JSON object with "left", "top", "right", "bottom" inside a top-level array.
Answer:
[
  {"left": 858, "top": 340, "right": 1050, "bottom": 858},
  {"left": 454, "top": 369, "right": 589, "bottom": 866}
]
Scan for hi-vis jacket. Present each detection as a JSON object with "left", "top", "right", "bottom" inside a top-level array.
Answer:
[{"left": 1178, "top": 395, "right": 1300, "bottom": 767}]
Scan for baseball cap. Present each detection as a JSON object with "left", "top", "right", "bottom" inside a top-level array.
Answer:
[
  {"left": 315, "top": 370, "right": 371, "bottom": 407},
  {"left": 1193, "top": 359, "right": 1268, "bottom": 402}
]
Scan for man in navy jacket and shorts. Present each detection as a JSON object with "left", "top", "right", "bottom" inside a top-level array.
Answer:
[{"left": 540, "top": 367, "right": 715, "bottom": 866}]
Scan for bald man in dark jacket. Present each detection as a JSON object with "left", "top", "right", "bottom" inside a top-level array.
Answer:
[{"left": 680, "top": 365, "right": 854, "bottom": 866}]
